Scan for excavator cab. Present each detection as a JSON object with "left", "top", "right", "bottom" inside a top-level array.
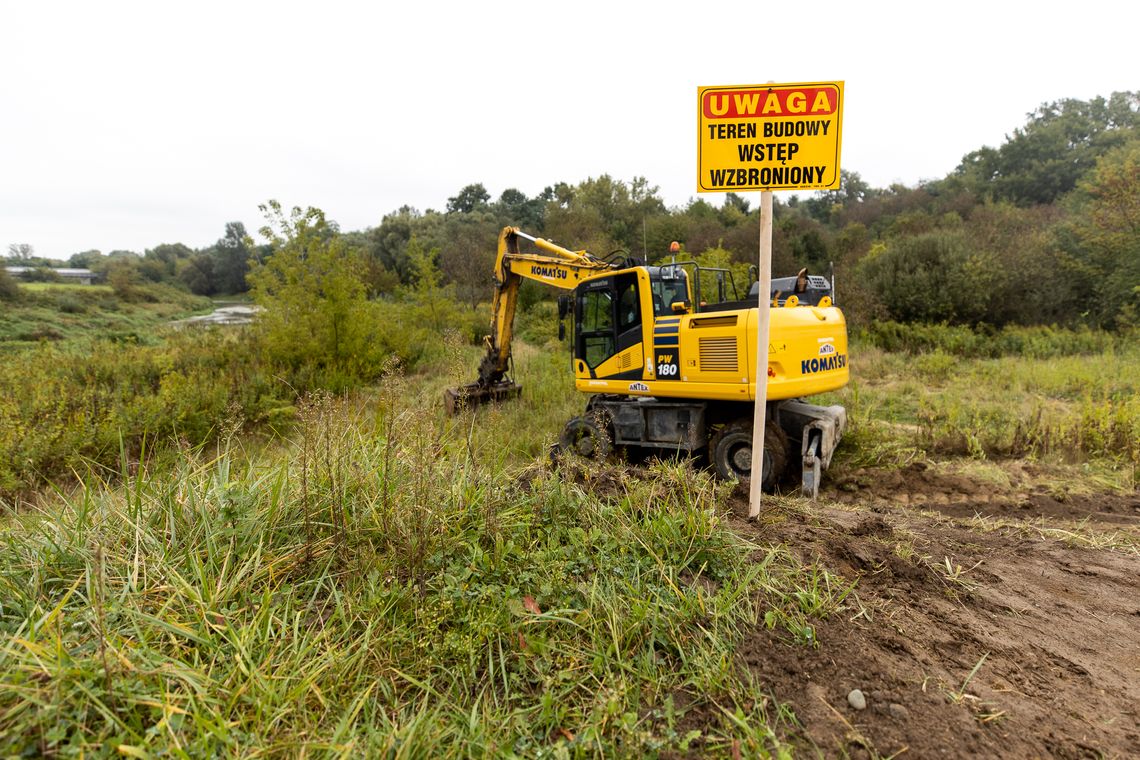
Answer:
[{"left": 573, "top": 271, "right": 646, "bottom": 380}]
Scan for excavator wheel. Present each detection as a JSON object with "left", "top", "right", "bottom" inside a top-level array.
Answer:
[
  {"left": 710, "top": 419, "right": 789, "bottom": 492},
  {"left": 557, "top": 412, "right": 614, "bottom": 460}
]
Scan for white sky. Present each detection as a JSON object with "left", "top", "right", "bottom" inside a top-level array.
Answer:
[{"left": 1, "top": 0, "right": 1136, "bottom": 260}]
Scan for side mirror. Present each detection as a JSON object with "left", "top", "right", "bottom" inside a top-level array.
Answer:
[
  {"left": 670, "top": 301, "right": 688, "bottom": 314},
  {"left": 558, "top": 322, "right": 566, "bottom": 341},
  {"left": 557, "top": 295, "right": 571, "bottom": 321}
]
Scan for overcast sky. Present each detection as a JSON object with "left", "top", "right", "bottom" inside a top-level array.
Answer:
[{"left": 2, "top": 0, "right": 1136, "bottom": 261}]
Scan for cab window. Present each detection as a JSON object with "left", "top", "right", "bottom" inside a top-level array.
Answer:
[
  {"left": 579, "top": 286, "right": 614, "bottom": 368},
  {"left": 616, "top": 276, "right": 640, "bottom": 331},
  {"left": 651, "top": 272, "right": 689, "bottom": 316}
]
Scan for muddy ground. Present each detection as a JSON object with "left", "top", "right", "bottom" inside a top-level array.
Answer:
[{"left": 730, "top": 462, "right": 1140, "bottom": 758}]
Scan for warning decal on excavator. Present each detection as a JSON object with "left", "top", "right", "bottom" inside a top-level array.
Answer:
[{"left": 697, "top": 82, "right": 843, "bottom": 192}]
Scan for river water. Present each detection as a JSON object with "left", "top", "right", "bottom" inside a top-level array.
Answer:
[{"left": 172, "top": 304, "right": 261, "bottom": 327}]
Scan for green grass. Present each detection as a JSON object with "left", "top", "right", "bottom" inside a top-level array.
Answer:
[
  {"left": 2, "top": 307, "right": 1136, "bottom": 756},
  {"left": 0, "top": 330, "right": 297, "bottom": 497},
  {"left": 828, "top": 336, "right": 1140, "bottom": 479},
  {"left": 18, "top": 283, "right": 115, "bottom": 293},
  {"left": 0, "top": 384, "right": 852, "bottom": 757},
  {"left": 857, "top": 320, "right": 1125, "bottom": 359},
  {"left": 1, "top": 282, "right": 212, "bottom": 347}
]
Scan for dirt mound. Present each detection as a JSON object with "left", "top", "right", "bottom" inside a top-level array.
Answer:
[
  {"left": 516, "top": 459, "right": 645, "bottom": 501},
  {"left": 730, "top": 500, "right": 1140, "bottom": 758},
  {"left": 826, "top": 462, "right": 1140, "bottom": 525}
]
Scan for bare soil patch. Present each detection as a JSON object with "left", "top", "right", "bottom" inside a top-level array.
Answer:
[{"left": 728, "top": 468, "right": 1140, "bottom": 758}]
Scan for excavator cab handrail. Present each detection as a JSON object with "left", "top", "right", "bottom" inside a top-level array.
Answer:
[{"left": 655, "top": 260, "right": 743, "bottom": 313}]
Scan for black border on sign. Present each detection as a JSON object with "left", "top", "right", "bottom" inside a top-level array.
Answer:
[{"left": 696, "top": 81, "right": 844, "bottom": 193}]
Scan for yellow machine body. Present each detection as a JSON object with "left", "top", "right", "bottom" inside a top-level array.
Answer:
[
  {"left": 447, "top": 226, "right": 849, "bottom": 496},
  {"left": 568, "top": 265, "right": 848, "bottom": 403}
]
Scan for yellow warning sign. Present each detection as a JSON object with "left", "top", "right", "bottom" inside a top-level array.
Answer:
[{"left": 697, "top": 81, "right": 844, "bottom": 192}]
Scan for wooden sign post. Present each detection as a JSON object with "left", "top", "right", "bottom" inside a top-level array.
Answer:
[
  {"left": 749, "top": 190, "right": 774, "bottom": 517},
  {"left": 697, "top": 81, "right": 844, "bottom": 516}
]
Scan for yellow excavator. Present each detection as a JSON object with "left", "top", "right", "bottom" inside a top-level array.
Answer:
[{"left": 446, "top": 226, "right": 848, "bottom": 496}]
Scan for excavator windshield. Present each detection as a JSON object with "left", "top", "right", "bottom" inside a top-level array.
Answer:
[{"left": 649, "top": 266, "right": 690, "bottom": 316}]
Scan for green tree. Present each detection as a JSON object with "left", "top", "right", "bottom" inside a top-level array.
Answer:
[
  {"left": 177, "top": 253, "right": 217, "bottom": 296},
  {"left": 365, "top": 205, "right": 446, "bottom": 283},
  {"left": 855, "top": 231, "right": 999, "bottom": 324},
  {"left": 493, "top": 187, "right": 545, "bottom": 230},
  {"left": 1064, "top": 141, "right": 1140, "bottom": 328},
  {"left": 775, "top": 211, "right": 830, "bottom": 273},
  {"left": 953, "top": 91, "right": 1139, "bottom": 206},
  {"left": 106, "top": 258, "right": 142, "bottom": 301},
  {"left": 405, "top": 234, "right": 458, "bottom": 332},
  {"left": 341, "top": 230, "right": 399, "bottom": 297},
  {"left": 248, "top": 201, "right": 372, "bottom": 369},
  {"left": 802, "top": 169, "right": 875, "bottom": 223},
  {"left": 691, "top": 245, "right": 753, "bottom": 303},
  {"left": 722, "top": 192, "right": 751, "bottom": 217},
  {"left": 962, "top": 202, "right": 1078, "bottom": 326},
  {"left": 543, "top": 175, "right": 666, "bottom": 259},
  {"left": 209, "top": 221, "right": 252, "bottom": 294},
  {"left": 437, "top": 216, "right": 498, "bottom": 309},
  {"left": 446, "top": 183, "right": 491, "bottom": 214},
  {"left": 665, "top": 198, "right": 725, "bottom": 259},
  {"left": 67, "top": 250, "right": 104, "bottom": 268},
  {"left": 142, "top": 243, "right": 193, "bottom": 283}
]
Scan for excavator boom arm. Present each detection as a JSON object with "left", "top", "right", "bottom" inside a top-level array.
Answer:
[{"left": 446, "top": 227, "right": 615, "bottom": 413}]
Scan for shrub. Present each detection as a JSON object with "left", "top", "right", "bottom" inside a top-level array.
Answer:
[
  {"left": 0, "top": 331, "right": 293, "bottom": 496},
  {"left": 0, "top": 268, "right": 19, "bottom": 302},
  {"left": 858, "top": 320, "right": 1118, "bottom": 359},
  {"left": 855, "top": 231, "right": 1000, "bottom": 324},
  {"left": 249, "top": 202, "right": 375, "bottom": 373},
  {"left": 55, "top": 294, "right": 86, "bottom": 314}
]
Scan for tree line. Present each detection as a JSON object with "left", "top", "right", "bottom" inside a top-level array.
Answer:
[{"left": 5, "top": 91, "right": 1137, "bottom": 330}]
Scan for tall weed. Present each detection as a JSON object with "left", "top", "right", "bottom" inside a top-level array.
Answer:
[
  {"left": 0, "top": 380, "right": 836, "bottom": 757},
  {"left": 860, "top": 320, "right": 1122, "bottom": 359}
]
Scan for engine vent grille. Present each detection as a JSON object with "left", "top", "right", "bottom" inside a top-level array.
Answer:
[
  {"left": 619, "top": 351, "right": 633, "bottom": 370},
  {"left": 691, "top": 315, "right": 738, "bottom": 329},
  {"left": 699, "top": 337, "right": 738, "bottom": 372}
]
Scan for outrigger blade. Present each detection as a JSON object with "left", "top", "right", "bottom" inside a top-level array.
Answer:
[{"left": 444, "top": 381, "right": 523, "bottom": 416}]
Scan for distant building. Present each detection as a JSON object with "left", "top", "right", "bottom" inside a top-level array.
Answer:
[{"left": 4, "top": 267, "right": 100, "bottom": 285}]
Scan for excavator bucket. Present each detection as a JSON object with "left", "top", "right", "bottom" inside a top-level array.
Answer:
[{"left": 444, "top": 381, "right": 522, "bottom": 416}]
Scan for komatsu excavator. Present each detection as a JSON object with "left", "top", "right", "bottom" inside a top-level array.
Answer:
[{"left": 446, "top": 226, "right": 848, "bottom": 496}]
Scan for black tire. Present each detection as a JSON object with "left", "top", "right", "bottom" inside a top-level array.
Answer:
[
  {"left": 710, "top": 419, "right": 789, "bottom": 492},
  {"left": 558, "top": 413, "right": 613, "bottom": 460}
]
